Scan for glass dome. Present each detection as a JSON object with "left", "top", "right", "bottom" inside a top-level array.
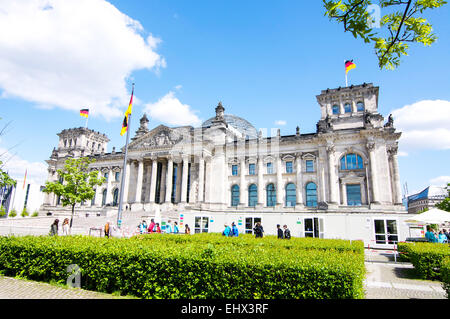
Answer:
[{"left": 202, "top": 114, "right": 258, "bottom": 139}]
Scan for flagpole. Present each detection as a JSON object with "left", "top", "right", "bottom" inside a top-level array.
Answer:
[
  {"left": 85, "top": 116, "right": 89, "bottom": 129},
  {"left": 117, "top": 83, "right": 134, "bottom": 229}
]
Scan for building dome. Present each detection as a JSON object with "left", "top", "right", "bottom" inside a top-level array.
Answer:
[{"left": 201, "top": 114, "right": 258, "bottom": 139}]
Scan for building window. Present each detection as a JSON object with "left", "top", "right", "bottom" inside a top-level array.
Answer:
[
  {"left": 102, "top": 189, "right": 107, "bottom": 206},
  {"left": 332, "top": 104, "right": 339, "bottom": 115},
  {"left": 231, "top": 185, "right": 240, "bottom": 207},
  {"left": 194, "top": 216, "right": 209, "bottom": 234},
  {"left": 304, "top": 217, "right": 324, "bottom": 238},
  {"left": 344, "top": 103, "right": 352, "bottom": 113},
  {"left": 305, "top": 160, "right": 314, "bottom": 172},
  {"left": 112, "top": 189, "right": 119, "bottom": 206},
  {"left": 245, "top": 217, "right": 262, "bottom": 234},
  {"left": 357, "top": 101, "right": 365, "bottom": 112},
  {"left": 286, "top": 161, "right": 293, "bottom": 173},
  {"left": 249, "top": 163, "right": 256, "bottom": 175},
  {"left": 266, "top": 162, "right": 273, "bottom": 174},
  {"left": 248, "top": 184, "right": 258, "bottom": 207},
  {"left": 340, "top": 154, "right": 364, "bottom": 170},
  {"left": 346, "top": 184, "right": 362, "bottom": 206},
  {"left": 266, "top": 183, "right": 276, "bottom": 207},
  {"left": 115, "top": 172, "right": 120, "bottom": 182},
  {"left": 306, "top": 182, "right": 318, "bottom": 207},
  {"left": 285, "top": 183, "right": 296, "bottom": 207},
  {"left": 232, "top": 165, "right": 238, "bottom": 176},
  {"left": 374, "top": 219, "right": 398, "bottom": 245},
  {"left": 91, "top": 191, "right": 96, "bottom": 206},
  {"left": 104, "top": 172, "right": 109, "bottom": 180}
]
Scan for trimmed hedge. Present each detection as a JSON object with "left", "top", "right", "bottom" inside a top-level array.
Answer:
[
  {"left": 398, "top": 242, "right": 450, "bottom": 280},
  {"left": 441, "top": 257, "right": 450, "bottom": 298},
  {"left": 0, "top": 234, "right": 365, "bottom": 299}
]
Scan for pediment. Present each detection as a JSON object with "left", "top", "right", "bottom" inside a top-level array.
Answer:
[{"left": 127, "top": 125, "right": 186, "bottom": 150}]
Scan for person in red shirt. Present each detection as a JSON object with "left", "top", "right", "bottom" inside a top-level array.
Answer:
[{"left": 148, "top": 219, "right": 156, "bottom": 233}]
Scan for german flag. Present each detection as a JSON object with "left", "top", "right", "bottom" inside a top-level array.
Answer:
[
  {"left": 120, "top": 86, "right": 134, "bottom": 136},
  {"left": 80, "top": 109, "right": 89, "bottom": 118},
  {"left": 345, "top": 60, "right": 356, "bottom": 74}
]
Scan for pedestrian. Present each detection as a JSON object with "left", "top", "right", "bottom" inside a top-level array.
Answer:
[
  {"left": 165, "top": 220, "right": 173, "bottom": 234},
  {"left": 142, "top": 220, "right": 148, "bottom": 233},
  {"left": 222, "top": 223, "right": 231, "bottom": 237},
  {"left": 438, "top": 231, "right": 448, "bottom": 243},
  {"left": 253, "top": 222, "right": 264, "bottom": 238},
  {"left": 104, "top": 221, "right": 110, "bottom": 238},
  {"left": 155, "top": 223, "right": 161, "bottom": 233},
  {"left": 173, "top": 221, "right": 179, "bottom": 234},
  {"left": 148, "top": 219, "right": 156, "bottom": 233},
  {"left": 425, "top": 226, "right": 438, "bottom": 243},
  {"left": 231, "top": 222, "right": 239, "bottom": 237},
  {"left": 444, "top": 229, "right": 450, "bottom": 241},
  {"left": 283, "top": 225, "right": 291, "bottom": 240},
  {"left": 185, "top": 224, "right": 191, "bottom": 235},
  {"left": 277, "top": 224, "right": 284, "bottom": 239},
  {"left": 138, "top": 221, "right": 146, "bottom": 234},
  {"left": 49, "top": 219, "right": 59, "bottom": 236},
  {"left": 62, "top": 218, "right": 70, "bottom": 236}
]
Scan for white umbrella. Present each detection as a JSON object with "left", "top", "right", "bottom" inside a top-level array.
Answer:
[{"left": 406, "top": 208, "right": 450, "bottom": 224}]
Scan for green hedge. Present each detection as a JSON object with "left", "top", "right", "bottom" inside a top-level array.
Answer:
[
  {"left": 441, "top": 257, "right": 450, "bottom": 298},
  {"left": 0, "top": 234, "right": 365, "bottom": 299},
  {"left": 398, "top": 242, "right": 450, "bottom": 280}
]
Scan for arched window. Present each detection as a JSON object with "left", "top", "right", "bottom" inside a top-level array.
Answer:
[
  {"left": 248, "top": 184, "right": 258, "bottom": 207},
  {"left": 332, "top": 104, "right": 339, "bottom": 115},
  {"left": 102, "top": 189, "right": 107, "bottom": 206},
  {"left": 285, "top": 183, "right": 296, "bottom": 207},
  {"left": 91, "top": 191, "right": 96, "bottom": 206},
  {"left": 344, "top": 103, "right": 352, "bottom": 113},
  {"left": 266, "top": 183, "right": 276, "bottom": 207},
  {"left": 356, "top": 101, "right": 365, "bottom": 112},
  {"left": 112, "top": 189, "right": 119, "bottom": 206},
  {"left": 231, "top": 185, "right": 240, "bottom": 207},
  {"left": 306, "top": 182, "right": 318, "bottom": 207},
  {"left": 340, "top": 154, "right": 364, "bottom": 170}
]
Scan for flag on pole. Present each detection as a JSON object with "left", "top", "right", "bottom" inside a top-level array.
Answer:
[
  {"left": 80, "top": 109, "right": 89, "bottom": 118},
  {"left": 345, "top": 60, "right": 356, "bottom": 74},
  {"left": 23, "top": 169, "right": 27, "bottom": 189},
  {"left": 120, "top": 86, "right": 134, "bottom": 136}
]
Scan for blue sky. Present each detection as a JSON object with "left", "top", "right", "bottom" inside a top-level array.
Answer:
[{"left": 0, "top": 0, "right": 449, "bottom": 196}]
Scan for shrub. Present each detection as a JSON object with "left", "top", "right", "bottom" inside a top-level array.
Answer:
[
  {"left": 0, "top": 234, "right": 366, "bottom": 299},
  {"left": 8, "top": 209, "right": 17, "bottom": 218},
  {"left": 442, "top": 257, "right": 450, "bottom": 298},
  {"left": 0, "top": 206, "right": 6, "bottom": 218},
  {"left": 402, "top": 242, "right": 450, "bottom": 280},
  {"left": 32, "top": 211, "right": 39, "bottom": 217},
  {"left": 21, "top": 208, "right": 29, "bottom": 217}
]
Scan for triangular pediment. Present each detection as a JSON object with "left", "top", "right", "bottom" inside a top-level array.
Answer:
[{"left": 128, "top": 125, "right": 187, "bottom": 150}]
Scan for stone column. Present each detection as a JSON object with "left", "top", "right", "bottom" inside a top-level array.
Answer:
[
  {"left": 105, "top": 167, "right": 113, "bottom": 205},
  {"left": 389, "top": 145, "right": 402, "bottom": 205},
  {"left": 295, "top": 154, "right": 303, "bottom": 206},
  {"left": 198, "top": 155, "right": 205, "bottom": 203},
  {"left": 165, "top": 156, "right": 174, "bottom": 203},
  {"left": 276, "top": 155, "right": 283, "bottom": 206},
  {"left": 367, "top": 142, "right": 379, "bottom": 203},
  {"left": 327, "top": 144, "right": 339, "bottom": 204},
  {"left": 181, "top": 155, "right": 189, "bottom": 203},
  {"left": 149, "top": 157, "right": 158, "bottom": 203},
  {"left": 134, "top": 159, "right": 144, "bottom": 203},
  {"left": 257, "top": 155, "right": 264, "bottom": 206},
  {"left": 204, "top": 156, "right": 211, "bottom": 203},
  {"left": 341, "top": 180, "right": 347, "bottom": 205},
  {"left": 239, "top": 156, "right": 246, "bottom": 205}
]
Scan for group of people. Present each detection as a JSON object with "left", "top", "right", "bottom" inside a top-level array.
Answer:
[
  {"left": 277, "top": 224, "right": 291, "bottom": 240},
  {"left": 49, "top": 218, "right": 70, "bottom": 236},
  {"left": 425, "top": 226, "right": 450, "bottom": 243},
  {"left": 221, "top": 222, "right": 291, "bottom": 239},
  {"left": 222, "top": 222, "right": 240, "bottom": 237}
]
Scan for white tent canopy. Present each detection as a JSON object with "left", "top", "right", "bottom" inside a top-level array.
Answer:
[{"left": 406, "top": 208, "right": 450, "bottom": 224}]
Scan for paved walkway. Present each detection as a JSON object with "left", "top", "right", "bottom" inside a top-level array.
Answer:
[{"left": 0, "top": 250, "right": 446, "bottom": 299}]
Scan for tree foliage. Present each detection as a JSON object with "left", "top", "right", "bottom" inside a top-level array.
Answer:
[
  {"left": 323, "top": 0, "right": 447, "bottom": 70},
  {"left": 43, "top": 157, "right": 105, "bottom": 229},
  {"left": 436, "top": 182, "right": 450, "bottom": 212}
]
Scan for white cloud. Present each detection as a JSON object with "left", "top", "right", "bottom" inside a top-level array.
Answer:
[
  {"left": 390, "top": 100, "right": 450, "bottom": 153},
  {"left": 0, "top": 148, "right": 48, "bottom": 186},
  {"left": 0, "top": 0, "right": 165, "bottom": 120},
  {"left": 429, "top": 176, "right": 450, "bottom": 187},
  {"left": 275, "top": 120, "right": 287, "bottom": 126},
  {"left": 145, "top": 91, "right": 202, "bottom": 126}
]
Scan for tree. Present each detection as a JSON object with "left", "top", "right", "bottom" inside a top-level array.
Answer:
[
  {"left": 436, "top": 182, "right": 450, "bottom": 212},
  {"left": 43, "top": 157, "right": 105, "bottom": 233},
  {"left": 0, "top": 160, "right": 16, "bottom": 189},
  {"left": 323, "top": 0, "right": 447, "bottom": 70}
]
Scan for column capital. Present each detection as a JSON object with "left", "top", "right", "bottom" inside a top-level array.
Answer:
[{"left": 366, "top": 141, "right": 376, "bottom": 152}]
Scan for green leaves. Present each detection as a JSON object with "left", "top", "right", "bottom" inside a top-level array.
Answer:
[{"left": 323, "top": 0, "right": 447, "bottom": 69}]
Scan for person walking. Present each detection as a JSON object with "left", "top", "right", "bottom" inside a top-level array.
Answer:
[
  {"left": 425, "top": 226, "right": 438, "bottom": 243},
  {"left": 231, "top": 222, "right": 239, "bottom": 237},
  {"left": 444, "top": 229, "right": 450, "bottom": 241},
  {"left": 185, "top": 224, "right": 191, "bottom": 235},
  {"left": 165, "top": 220, "right": 173, "bottom": 234},
  {"left": 253, "top": 222, "right": 264, "bottom": 238},
  {"left": 173, "top": 221, "right": 179, "bottom": 234},
  {"left": 104, "top": 221, "right": 111, "bottom": 238},
  {"left": 438, "top": 231, "right": 448, "bottom": 243},
  {"left": 62, "top": 218, "right": 70, "bottom": 236},
  {"left": 49, "top": 219, "right": 59, "bottom": 236},
  {"left": 283, "top": 225, "right": 291, "bottom": 240},
  {"left": 277, "top": 224, "right": 284, "bottom": 239},
  {"left": 155, "top": 223, "right": 161, "bottom": 233},
  {"left": 222, "top": 224, "right": 231, "bottom": 237},
  {"left": 148, "top": 219, "right": 156, "bottom": 233}
]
